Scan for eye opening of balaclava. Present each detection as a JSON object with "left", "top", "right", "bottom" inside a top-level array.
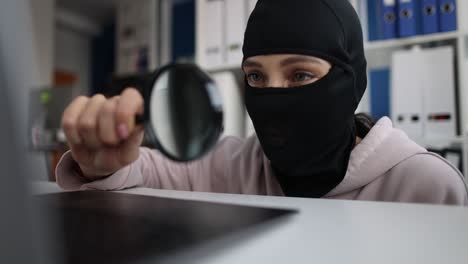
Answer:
[{"left": 243, "top": 0, "right": 368, "bottom": 198}]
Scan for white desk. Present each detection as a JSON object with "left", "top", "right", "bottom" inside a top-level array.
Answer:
[{"left": 32, "top": 182, "right": 468, "bottom": 264}]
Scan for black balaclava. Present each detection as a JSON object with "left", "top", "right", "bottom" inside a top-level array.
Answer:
[{"left": 243, "top": 0, "right": 367, "bottom": 198}]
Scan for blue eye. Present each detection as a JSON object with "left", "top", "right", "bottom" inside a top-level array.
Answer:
[
  {"left": 247, "top": 72, "right": 264, "bottom": 82},
  {"left": 293, "top": 72, "right": 315, "bottom": 82}
]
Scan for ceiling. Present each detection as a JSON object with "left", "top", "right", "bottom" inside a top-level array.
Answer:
[{"left": 56, "top": 0, "right": 119, "bottom": 25}]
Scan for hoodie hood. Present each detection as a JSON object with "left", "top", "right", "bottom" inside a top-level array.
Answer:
[{"left": 325, "top": 117, "right": 427, "bottom": 197}]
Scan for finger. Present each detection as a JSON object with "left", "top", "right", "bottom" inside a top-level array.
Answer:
[
  {"left": 77, "top": 94, "right": 107, "bottom": 149},
  {"left": 118, "top": 126, "right": 144, "bottom": 165},
  {"left": 62, "top": 96, "right": 90, "bottom": 145},
  {"left": 69, "top": 143, "right": 93, "bottom": 168},
  {"left": 98, "top": 96, "right": 120, "bottom": 145},
  {"left": 115, "top": 88, "right": 144, "bottom": 140}
]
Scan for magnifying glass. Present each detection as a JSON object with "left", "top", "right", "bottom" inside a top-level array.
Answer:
[{"left": 136, "top": 63, "right": 224, "bottom": 162}]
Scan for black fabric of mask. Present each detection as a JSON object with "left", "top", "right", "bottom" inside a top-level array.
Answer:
[
  {"left": 245, "top": 67, "right": 356, "bottom": 198},
  {"left": 243, "top": 0, "right": 367, "bottom": 198}
]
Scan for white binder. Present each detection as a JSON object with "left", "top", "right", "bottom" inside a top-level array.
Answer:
[
  {"left": 357, "top": 0, "right": 369, "bottom": 43},
  {"left": 348, "top": 0, "right": 359, "bottom": 10},
  {"left": 247, "top": 0, "right": 257, "bottom": 15},
  {"left": 245, "top": 114, "right": 256, "bottom": 137},
  {"left": 225, "top": 0, "right": 246, "bottom": 66},
  {"left": 211, "top": 72, "right": 245, "bottom": 138},
  {"left": 202, "top": 0, "right": 224, "bottom": 69},
  {"left": 420, "top": 46, "right": 457, "bottom": 138},
  {"left": 391, "top": 46, "right": 457, "bottom": 140},
  {"left": 391, "top": 48, "right": 425, "bottom": 139}
]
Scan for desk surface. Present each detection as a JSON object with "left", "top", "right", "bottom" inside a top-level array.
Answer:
[{"left": 31, "top": 182, "right": 468, "bottom": 264}]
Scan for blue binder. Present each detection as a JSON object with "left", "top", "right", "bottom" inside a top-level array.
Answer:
[
  {"left": 438, "top": 0, "right": 457, "bottom": 32},
  {"left": 381, "top": 0, "right": 397, "bottom": 39},
  {"left": 421, "top": 0, "right": 439, "bottom": 34},
  {"left": 397, "top": 0, "right": 421, "bottom": 37},
  {"left": 368, "top": 0, "right": 382, "bottom": 41},
  {"left": 370, "top": 68, "right": 390, "bottom": 120}
]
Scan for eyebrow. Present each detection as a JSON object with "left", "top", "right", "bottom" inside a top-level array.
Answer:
[
  {"left": 242, "top": 56, "right": 323, "bottom": 69},
  {"left": 242, "top": 60, "right": 263, "bottom": 69},
  {"left": 279, "top": 56, "right": 323, "bottom": 67}
]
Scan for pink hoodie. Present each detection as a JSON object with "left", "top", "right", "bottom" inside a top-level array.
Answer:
[{"left": 56, "top": 117, "right": 468, "bottom": 205}]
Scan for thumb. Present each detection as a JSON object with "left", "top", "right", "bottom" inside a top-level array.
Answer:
[
  {"left": 115, "top": 88, "right": 144, "bottom": 139},
  {"left": 117, "top": 126, "right": 145, "bottom": 165}
]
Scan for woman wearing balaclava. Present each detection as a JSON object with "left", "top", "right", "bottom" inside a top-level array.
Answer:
[{"left": 57, "top": 0, "right": 467, "bottom": 204}]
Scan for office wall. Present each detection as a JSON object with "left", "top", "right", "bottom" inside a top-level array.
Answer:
[
  {"left": 91, "top": 23, "right": 115, "bottom": 95},
  {"left": 55, "top": 24, "right": 91, "bottom": 96}
]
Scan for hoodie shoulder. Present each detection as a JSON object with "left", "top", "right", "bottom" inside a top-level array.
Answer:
[
  {"left": 326, "top": 117, "right": 425, "bottom": 197},
  {"left": 217, "top": 135, "right": 262, "bottom": 160},
  {"left": 326, "top": 117, "right": 468, "bottom": 205},
  {"left": 387, "top": 152, "right": 468, "bottom": 205},
  {"left": 217, "top": 135, "right": 284, "bottom": 195}
]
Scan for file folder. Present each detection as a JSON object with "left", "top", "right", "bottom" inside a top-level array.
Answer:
[
  {"left": 349, "top": 0, "right": 359, "bottom": 11},
  {"left": 381, "top": 0, "right": 398, "bottom": 39},
  {"left": 368, "top": 0, "right": 382, "bottom": 41},
  {"left": 391, "top": 46, "right": 457, "bottom": 140},
  {"left": 202, "top": 0, "right": 224, "bottom": 69},
  {"left": 212, "top": 72, "right": 244, "bottom": 138},
  {"left": 438, "top": 0, "right": 457, "bottom": 32},
  {"left": 246, "top": 113, "right": 256, "bottom": 136},
  {"left": 225, "top": 0, "right": 246, "bottom": 66},
  {"left": 172, "top": 0, "right": 196, "bottom": 61},
  {"left": 358, "top": 0, "right": 370, "bottom": 42},
  {"left": 419, "top": 46, "right": 456, "bottom": 138},
  {"left": 421, "top": 0, "right": 439, "bottom": 34},
  {"left": 397, "top": 0, "right": 421, "bottom": 37},
  {"left": 247, "top": 0, "right": 257, "bottom": 15},
  {"left": 391, "top": 49, "right": 424, "bottom": 139},
  {"left": 370, "top": 68, "right": 390, "bottom": 120}
]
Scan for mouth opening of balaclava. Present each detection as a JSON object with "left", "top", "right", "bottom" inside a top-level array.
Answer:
[{"left": 243, "top": 0, "right": 368, "bottom": 198}]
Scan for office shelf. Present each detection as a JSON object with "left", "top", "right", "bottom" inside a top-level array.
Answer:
[
  {"left": 364, "top": 31, "right": 461, "bottom": 51},
  {"left": 205, "top": 64, "right": 241, "bottom": 74},
  {"left": 203, "top": 31, "right": 466, "bottom": 73}
]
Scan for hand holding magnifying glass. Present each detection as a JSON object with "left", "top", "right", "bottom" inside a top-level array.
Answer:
[{"left": 62, "top": 63, "right": 224, "bottom": 180}]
